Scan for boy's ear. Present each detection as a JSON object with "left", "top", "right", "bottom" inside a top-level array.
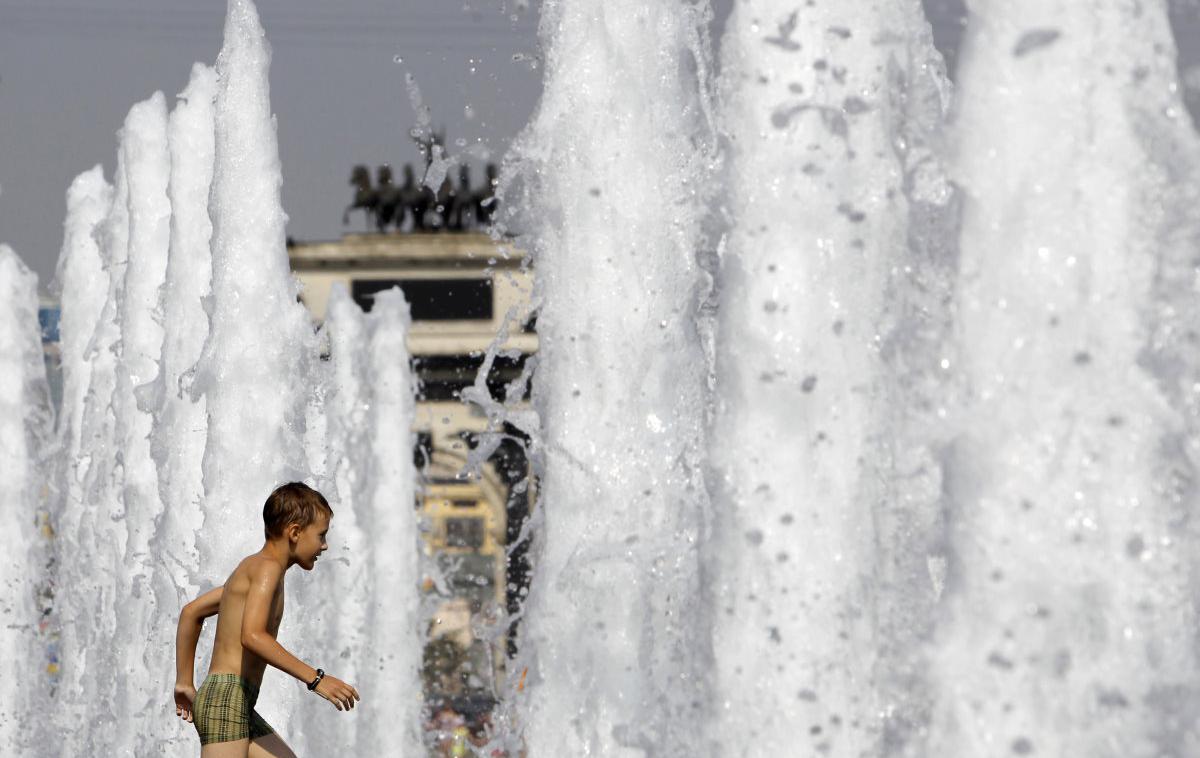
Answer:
[{"left": 285, "top": 522, "right": 302, "bottom": 543}]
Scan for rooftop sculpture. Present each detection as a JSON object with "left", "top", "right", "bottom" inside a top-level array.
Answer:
[{"left": 343, "top": 130, "right": 498, "bottom": 234}]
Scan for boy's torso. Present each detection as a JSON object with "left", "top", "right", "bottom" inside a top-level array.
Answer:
[{"left": 207, "top": 554, "right": 285, "bottom": 688}]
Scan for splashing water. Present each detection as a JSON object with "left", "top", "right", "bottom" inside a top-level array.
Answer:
[
  {"left": 501, "top": 1, "right": 717, "bottom": 755},
  {"left": 27, "top": 1, "right": 422, "bottom": 755},
  {"left": 928, "top": 3, "right": 1200, "bottom": 756},
  {"left": 3, "top": 0, "right": 1200, "bottom": 755},
  {"left": 499, "top": 1, "right": 1200, "bottom": 756},
  {"left": 0, "top": 247, "right": 52, "bottom": 755},
  {"left": 707, "top": 1, "right": 955, "bottom": 755}
]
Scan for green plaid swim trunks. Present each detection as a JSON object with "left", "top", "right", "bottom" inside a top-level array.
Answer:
[{"left": 193, "top": 673, "right": 276, "bottom": 745}]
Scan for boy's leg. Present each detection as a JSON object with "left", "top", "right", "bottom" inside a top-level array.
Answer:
[
  {"left": 200, "top": 738, "right": 250, "bottom": 758},
  {"left": 248, "top": 734, "right": 297, "bottom": 758}
]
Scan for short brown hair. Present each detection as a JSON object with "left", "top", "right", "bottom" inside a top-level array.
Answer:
[{"left": 263, "top": 482, "right": 332, "bottom": 539}]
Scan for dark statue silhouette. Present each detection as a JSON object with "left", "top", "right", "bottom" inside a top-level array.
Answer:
[
  {"left": 341, "top": 129, "right": 499, "bottom": 234},
  {"left": 342, "top": 164, "right": 375, "bottom": 229}
]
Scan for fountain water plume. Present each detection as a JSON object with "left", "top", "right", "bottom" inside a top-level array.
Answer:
[
  {"left": 49, "top": 90, "right": 176, "bottom": 756},
  {"left": 33, "top": 1, "right": 425, "bottom": 754},
  {"left": 929, "top": 3, "right": 1200, "bottom": 755},
  {"left": 360, "top": 288, "right": 423, "bottom": 757},
  {"left": 192, "top": 0, "right": 316, "bottom": 577},
  {"left": 52, "top": 166, "right": 112, "bottom": 489},
  {"left": 183, "top": 2, "right": 320, "bottom": 748},
  {"left": 502, "top": 0, "right": 718, "bottom": 754},
  {"left": 708, "top": 3, "right": 955, "bottom": 755},
  {"left": 293, "top": 284, "right": 372, "bottom": 754},
  {"left": 149, "top": 62, "right": 218, "bottom": 614},
  {"left": 23, "top": 0, "right": 1200, "bottom": 755},
  {"left": 0, "top": 246, "right": 53, "bottom": 755},
  {"left": 48, "top": 165, "right": 113, "bottom": 754},
  {"left": 65, "top": 138, "right": 132, "bottom": 755},
  {"left": 110, "top": 91, "right": 173, "bottom": 756}
]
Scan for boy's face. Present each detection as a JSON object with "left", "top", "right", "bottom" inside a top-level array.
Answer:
[{"left": 291, "top": 513, "right": 329, "bottom": 571}]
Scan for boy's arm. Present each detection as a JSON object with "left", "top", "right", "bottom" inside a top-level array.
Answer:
[
  {"left": 240, "top": 560, "right": 320, "bottom": 685},
  {"left": 241, "top": 560, "right": 360, "bottom": 711},
  {"left": 175, "top": 585, "right": 223, "bottom": 688}
]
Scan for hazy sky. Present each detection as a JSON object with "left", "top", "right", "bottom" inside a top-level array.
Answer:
[
  {"left": 1, "top": 0, "right": 1197, "bottom": 292},
  {"left": 0, "top": 0, "right": 549, "bottom": 290}
]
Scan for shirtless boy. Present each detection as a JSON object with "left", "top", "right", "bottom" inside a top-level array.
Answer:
[{"left": 173, "top": 482, "right": 361, "bottom": 757}]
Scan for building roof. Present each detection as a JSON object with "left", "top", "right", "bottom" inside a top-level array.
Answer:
[{"left": 288, "top": 232, "right": 528, "bottom": 270}]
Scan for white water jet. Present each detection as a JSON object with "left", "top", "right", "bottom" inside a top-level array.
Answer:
[
  {"left": 143, "top": 68, "right": 219, "bottom": 756},
  {"left": 194, "top": 0, "right": 314, "bottom": 572},
  {"left": 503, "top": 1, "right": 716, "bottom": 754},
  {"left": 360, "top": 288, "right": 422, "bottom": 757},
  {"left": 150, "top": 63, "right": 217, "bottom": 617},
  {"left": 40, "top": 1, "right": 423, "bottom": 754},
  {"left": 292, "top": 284, "right": 367, "bottom": 754},
  {"left": 111, "top": 91, "right": 173, "bottom": 756},
  {"left": 52, "top": 166, "right": 113, "bottom": 498},
  {"left": 709, "top": 2, "right": 953, "bottom": 755},
  {"left": 48, "top": 165, "right": 113, "bottom": 753},
  {"left": 287, "top": 285, "right": 421, "bottom": 758},
  {"left": 930, "top": 3, "right": 1200, "bottom": 756},
  {"left": 299, "top": 285, "right": 372, "bottom": 753},
  {"left": 51, "top": 90, "right": 174, "bottom": 757},
  {"left": 0, "top": 246, "right": 53, "bottom": 755},
  {"left": 190, "top": 0, "right": 318, "bottom": 746},
  {"left": 28, "top": 0, "right": 1200, "bottom": 754},
  {"left": 64, "top": 141, "right": 130, "bottom": 754}
]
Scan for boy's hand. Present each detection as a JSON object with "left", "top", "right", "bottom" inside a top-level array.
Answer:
[
  {"left": 174, "top": 683, "right": 197, "bottom": 723},
  {"left": 314, "top": 674, "right": 360, "bottom": 711}
]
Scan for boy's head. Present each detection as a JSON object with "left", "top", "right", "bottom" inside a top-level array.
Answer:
[{"left": 263, "top": 482, "right": 333, "bottom": 541}]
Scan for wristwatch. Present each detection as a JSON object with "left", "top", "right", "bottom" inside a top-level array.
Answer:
[{"left": 307, "top": 668, "right": 325, "bottom": 691}]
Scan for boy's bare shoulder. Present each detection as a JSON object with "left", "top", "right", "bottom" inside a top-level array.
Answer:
[
  {"left": 225, "top": 553, "right": 282, "bottom": 591},
  {"left": 241, "top": 553, "right": 284, "bottom": 583}
]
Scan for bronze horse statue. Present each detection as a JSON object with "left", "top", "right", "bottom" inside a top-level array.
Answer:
[
  {"left": 342, "top": 164, "right": 376, "bottom": 230},
  {"left": 342, "top": 149, "right": 501, "bottom": 233},
  {"left": 373, "top": 164, "right": 399, "bottom": 232}
]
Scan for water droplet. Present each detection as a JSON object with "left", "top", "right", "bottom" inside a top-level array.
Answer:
[{"left": 1126, "top": 535, "right": 1146, "bottom": 559}]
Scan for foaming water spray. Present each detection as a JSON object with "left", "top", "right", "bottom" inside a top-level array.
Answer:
[
  {"left": 1, "top": 0, "right": 1199, "bottom": 756},
  {"left": 499, "top": 1, "right": 717, "bottom": 755},
  {"left": 0, "top": 247, "right": 53, "bottom": 755},
  {"left": 928, "top": 3, "right": 1200, "bottom": 755},
  {"left": 498, "top": 0, "right": 1200, "bottom": 756},
  {"left": 20, "top": 1, "right": 424, "bottom": 755}
]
